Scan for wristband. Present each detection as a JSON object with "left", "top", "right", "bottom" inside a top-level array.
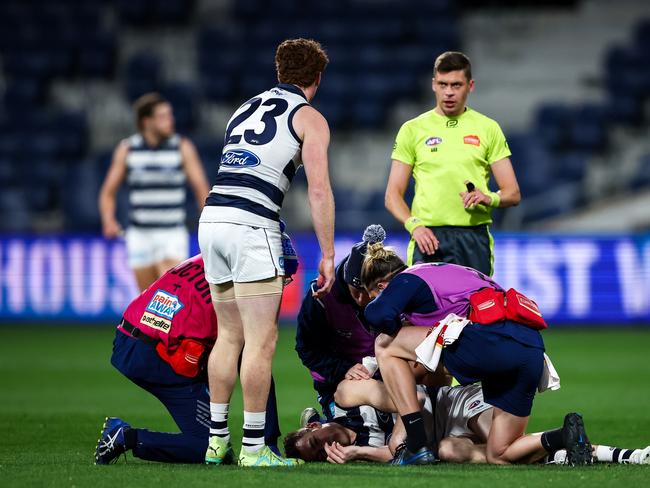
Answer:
[
  {"left": 404, "top": 216, "right": 424, "bottom": 235},
  {"left": 487, "top": 191, "right": 501, "bottom": 208}
]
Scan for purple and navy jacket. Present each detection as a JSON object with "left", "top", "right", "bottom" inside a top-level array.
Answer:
[
  {"left": 296, "top": 258, "right": 376, "bottom": 387},
  {"left": 365, "top": 262, "right": 500, "bottom": 335}
]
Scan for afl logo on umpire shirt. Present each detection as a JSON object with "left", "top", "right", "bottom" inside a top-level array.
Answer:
[
  {"left": 425, "top": 137, "right": 443, "bottom": 147},
  {"left": 221, "top": 149, "right": 261, "bottom": 168}
]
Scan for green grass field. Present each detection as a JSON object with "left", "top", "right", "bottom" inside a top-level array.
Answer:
[{"left": 2, "top": 325, "right": 650, "bottom": 487}]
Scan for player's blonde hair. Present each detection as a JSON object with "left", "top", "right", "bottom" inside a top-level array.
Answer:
[{"left": 360, "top": 242, "right": 407, "bottom": 291}]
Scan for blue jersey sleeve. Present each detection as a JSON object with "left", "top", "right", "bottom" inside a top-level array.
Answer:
[
  {"left": 295, "top": 282, "right": 356, "bottom": 384},
  {"left": 364, "top": 274, "right": 437, "bottom": 336}
]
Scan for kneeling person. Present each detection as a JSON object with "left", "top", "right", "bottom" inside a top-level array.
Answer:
[{"left": 94, "top": 255, "right": 281, "bottom": 464}]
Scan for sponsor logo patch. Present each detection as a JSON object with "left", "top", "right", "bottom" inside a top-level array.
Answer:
[
  {"left": 220, "top": 149, "right": 260, "bottom": 168},
  {"left": 446, "top": 119, "right": 458, "bottom": 128},
  {"left": 425, "top": 136, "right": 443, "bottom": 146},
  {"left": 145, "top": 289, "right": 184, "bottom": 321},
  {"left": 140, "top": 311, "right": 172, "bottom": 333},
  {"left": 468, "top": 400, "right": 481, "bottom": 410},
  {"left": 463, "top": 135, "right": 480, "bottom": 146}
]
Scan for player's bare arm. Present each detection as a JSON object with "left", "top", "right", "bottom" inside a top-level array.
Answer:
[
  {"left": 324, "top": 442, "right": 392, "bottom": 464},
  {"left": 180, "top": 138, "right": 210, "bottom": 211},
  {"left": 385, "top": 159, "right": 439, "bottom": 255},
  {"left": 98, "top": 141, "right": 129, "bottom": 238},
  {"left": 294, "top": 105, "right": 335, "bottom": 297},
  {"left": 460, "top": 158, "right": 521, "bottom": 209}
]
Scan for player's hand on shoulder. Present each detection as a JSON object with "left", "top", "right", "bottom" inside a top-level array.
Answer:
[
  {"left": 313, "top": 257, "right": 335, "bottom": 298},
  {"left": 412, "top": 226, "right": 438, "bottom": 255}
]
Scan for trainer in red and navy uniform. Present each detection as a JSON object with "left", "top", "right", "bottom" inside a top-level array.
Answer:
[{"left": 94, "top": 255, "right": 281, "bottom": 464}]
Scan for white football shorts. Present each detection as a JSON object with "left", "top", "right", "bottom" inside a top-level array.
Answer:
[
  {"left": 426, "top": 383, "right": 492, "bottom": 447},
  {"left": 198, "top": 221, "right": 284, "bottom": 284},
  {"left": 125, "top": 226, "right": 189, "bottom": 268}
]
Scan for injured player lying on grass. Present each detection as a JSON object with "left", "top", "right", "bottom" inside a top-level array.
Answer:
[{"left": 285, "top": 379, "right": 650, "bottom": 466}]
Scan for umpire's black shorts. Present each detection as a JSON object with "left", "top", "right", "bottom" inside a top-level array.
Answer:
[{"left": 408, "top": 224, "right": 494, "bottom": 276}]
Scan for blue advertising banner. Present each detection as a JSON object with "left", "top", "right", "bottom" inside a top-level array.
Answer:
[{"left": 0, "top": 233, "right": 649, "bottom": 324}]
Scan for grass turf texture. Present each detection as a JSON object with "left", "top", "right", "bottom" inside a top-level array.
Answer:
[{"left": 1, "top": 325, "right": 649, "bottom": 487}]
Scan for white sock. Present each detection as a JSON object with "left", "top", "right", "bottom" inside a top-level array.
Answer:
[
  {"left": 210, "top": 402, "right": 230, "bottom": 441},
  {"left": 595, "top": 445, "right": 615, "bottom": 462},
  {"left": 242, "top": 411, "right": 266, "bottom": 452},
  {"left": 553, "top": 450, "right": 567, "bottom": 464},
  {"left": 594, "top": 445, "right": 643, "bottom": 463}
]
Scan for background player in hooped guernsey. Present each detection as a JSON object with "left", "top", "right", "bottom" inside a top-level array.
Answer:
[
  {"left": 198, "top": 38, "right": 335, "bottom": 467},
  {"left": 93, "top": 254, "right": 283, "bottom": 465},
  {"left": 385, "top": 51, "right": 521, "bottom": 275},
  {"left": 99, "top": 93, "right": 210, "bottom": 292}
]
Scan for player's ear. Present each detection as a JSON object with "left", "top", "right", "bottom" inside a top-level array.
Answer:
[
  {"left": 306, "top": 421, "right": 322, "bottom": 429},
  {"left": 468, "top": 79, "right": 475, "bottom": 92}
]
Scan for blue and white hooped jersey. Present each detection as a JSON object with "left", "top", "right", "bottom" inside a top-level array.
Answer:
[
  {"left": 332, "top": 404, "right": 395, "bottom": 448},
  {"left": 125, "top": 133, "right": 186, "bottom": 228},
  {"left": 201, "top": 84, "right": 309, "bottom": 229}
]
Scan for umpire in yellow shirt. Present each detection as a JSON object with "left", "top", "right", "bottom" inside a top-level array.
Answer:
[{"left": 385, "top": 51, "right": 521, "bottom": 276}]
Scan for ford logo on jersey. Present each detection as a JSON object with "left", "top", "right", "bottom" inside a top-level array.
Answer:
[{"left": 221, "top": 149, "right": 260, "bottom": 168}]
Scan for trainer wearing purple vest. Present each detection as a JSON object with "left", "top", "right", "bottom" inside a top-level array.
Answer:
[{"left": 295, "top": 225, "right": 386, "bottom": 420}]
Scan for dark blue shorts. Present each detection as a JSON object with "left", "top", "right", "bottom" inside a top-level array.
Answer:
[{"left": 442, "top": 323, "right": 545, "bottom": 417}]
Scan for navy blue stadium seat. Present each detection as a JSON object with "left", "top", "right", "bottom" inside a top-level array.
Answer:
[
  {"left": 0, "top": 189, "right": 32, "bottom": 232},
  {"left": 507, "top": 133, "right": 555, "bottom": 197},
  {"left": 535, "top": 104, "right": 573, "bottom": 150},
  {"left": 521, "top": 182, "right": 583, "bottom": 224},
  {"left": 315, "top": 100, "right": 347, "bottom": 129},
  {"left": 201, "top": 75, "right": 235, "bottom": 102},
  {"left": 631, "top": 153, "right": 650, "bottom": 189},
  {"left": 3, "top": 78, "right": 47, "bottom": 113},
  {"left": 163, "top": 82, "right": 197, "bottom": 134},
  {"left": 125, "top": 53, "right": 162, "bottom": 101},
  {"left": 634, "top": 19, "right": 650, "bottom": 66},
  {"left": 156, "top": 0, "right": 195, "bottom": 24},
  {"left": 606, "top": 95, "right": 644, "bottom": 126},
  {"left": 567, "top": 104, "right": 608, "bottom": 153},
  {"left": 554, "top": 152, "right": 587, "bottom": 183},
  {"left": 0, "top": 134, "right": 22, "bottom": 160},
  {"left": 62, "top": 161, "right": 102, "bottom": 231},
  {"left": 194, "top": 139, "right": 223, "bottom": 173},
  {"left": 117, "top": 0, "right": 194, "bottom": 26},
  {"left": 78, "top": 32, "right": 117, "bottom": 77},
  {"left": 0, "top": 158, "right": 16, "bottom": 187},
  {"left": 350, "top": 98, "right": 387, "bottom": 129}
]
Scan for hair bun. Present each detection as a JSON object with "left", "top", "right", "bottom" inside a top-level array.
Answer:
[{"left": 362, "top": 224, "right": 386, "bottom": 245}]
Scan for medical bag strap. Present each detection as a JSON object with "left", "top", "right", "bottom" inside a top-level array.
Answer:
[{"left": 120, "top": 318, "right": 159, "bottom": 345}]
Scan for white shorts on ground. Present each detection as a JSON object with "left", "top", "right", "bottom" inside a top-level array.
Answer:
[
  {"left": 198, "top": 222, "right": 283, "bottom": 284},
  {"left": 125, "top": 226, "right": 189, "bottom": 268},
  {"left": 423, "top": 383, "right": 492, "bottom": 447}
]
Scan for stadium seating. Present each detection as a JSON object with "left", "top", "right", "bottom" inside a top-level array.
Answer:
[{"left": 0, "top": 1, "right": 649, "bottom": 233}]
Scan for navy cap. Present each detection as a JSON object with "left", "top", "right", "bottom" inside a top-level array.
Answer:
[{"left": 343, "top": 224, "right": 386, "bottom": 288}]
